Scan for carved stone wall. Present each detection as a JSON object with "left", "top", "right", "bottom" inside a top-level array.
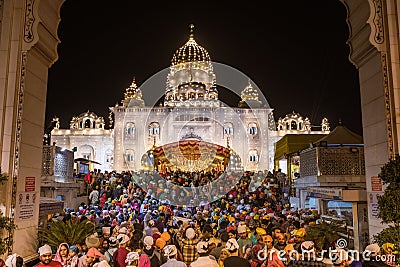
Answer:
[
  {"left": 340, "top": 0, "right": 400, "bottom": 239},
  {"left": 0, "top": 0, "right": 64, "bottom": 257}
]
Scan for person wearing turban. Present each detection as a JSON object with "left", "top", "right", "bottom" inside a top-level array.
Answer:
[
  {"left": 161, "top": 245, "right": 186, "bottom": 267},
  {"left": 293, "top": 228, "right": 306, "bottom": 253},
  {"left": 37, "top": 244, "right": 62, "bottom": 267}
]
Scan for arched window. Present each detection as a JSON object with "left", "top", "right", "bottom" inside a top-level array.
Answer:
[
  {"left": 149, "top": 122, "right": 160, "bottom": 136},
  {"left": 291, "top": 120, "right": 297, "bottom": 130},
  {"left": 125, "top": 122, "right": 135, "bottom": 135},
  {"left": 79, "top": 145, "right": 94, "bottom": 161},
  {"left": 249, "top": 149, "right": 259, "bottom": 162},
  {"left": 85, "top": 119, "right": 91, "bottom": 128},
  {"left": 106, "top": 154, "right": 113, "bottom": 164},
  {"left": 224, "top": 122, "right": 234, "bottom": 136},
  {"left": 248, "top": 122, "right": 258, "bottom": 135},
  {"left": 124, "top": 149, "right": 134, "bottom": 162}
]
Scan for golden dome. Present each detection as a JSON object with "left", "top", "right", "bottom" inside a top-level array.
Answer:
[{"left": 171, "top": 24, "right": 211, "bottom": 66}]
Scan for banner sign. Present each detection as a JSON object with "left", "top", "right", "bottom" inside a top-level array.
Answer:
[{"left": 307, "top": 187, "right": 342, "bottom": 200}]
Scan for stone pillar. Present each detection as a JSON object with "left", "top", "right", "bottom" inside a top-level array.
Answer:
[
  {"left": 0, "top": 0, "right": 63, "bottom": 258},
  {"left": 340, "top": 0, "right": 400, "bottom": 239}
]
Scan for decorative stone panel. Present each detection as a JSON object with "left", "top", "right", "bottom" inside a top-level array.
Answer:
[
  {"left": 299, "top": 148, "right": 318, "bottom": 177},
  {"left": 318, "top": 147, "right": 365, "bottom": 176}
]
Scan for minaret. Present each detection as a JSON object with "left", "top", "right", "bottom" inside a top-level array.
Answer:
[{"left": 122, "top": 77, "right": 145, "bottom": 107}]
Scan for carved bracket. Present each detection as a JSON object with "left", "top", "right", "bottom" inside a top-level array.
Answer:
[
  {"left": 24, "top": 0, "right": 35, "bottom": 43},
  {"left": 367, "top": 0, "right": 386, "bottom": 51}
]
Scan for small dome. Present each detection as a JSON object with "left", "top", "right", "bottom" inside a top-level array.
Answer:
[
  {"left": 70, "top": 110, "right": 105, "bottom": 129},
  {"left": 171, "top": 24, "right": 211, "bottom": 66},
  {"left": 284, "top": 111, "right": 303, "bottom": 120},
  {"left": 241, "top": 81, "right": 259, "bottom": 101}
]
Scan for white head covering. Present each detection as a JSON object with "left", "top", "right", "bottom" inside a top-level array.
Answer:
[
  {"left": 5, "top": 254, "right": 17, "bottom": 267},
  {"left": 144, "top": 236, "right": 154, "bottom": 250},
  {"left": 86, "top": 234, "right": 101, "bottom": 248},
  {"left": 301, "top": 241, "right": 315, "bottom": 251},
  {"left": 163, "top": 245, "right": 177, "bottom": 257},
  {"left": 102, "top": 227, "right": 111, "bottom": 234},
  {"left": 185, "top": 228, "right": 195, "bottom": 240},
  {"left": 116, "top": 234, "right": 130, "bottom": 245},
  {"left": 93, "top": 260, "right": 110, "bottom": 267},
  {"left": 237, "top": 224, "right": 247, "bottom": 234},
  {"left": 365, "top": 243, "right": 381, "bottom": 256},
  {"left": 118, "top": 227, "right": 128, "bottom": 234},
  {"left": 38, "top": 244, "right": 52, "bottom": 256},
  {"left": 125, "top": 252, "right": 140, "bottom": 265},
  {"left": 226, "top": 238, "right": 239, "bottom": 251},
  {"left": 197, "top": 241, "right": 209, "bottom": 254},
  {"left": 108, "top": 236, "right": 119, "bottom": 247}
]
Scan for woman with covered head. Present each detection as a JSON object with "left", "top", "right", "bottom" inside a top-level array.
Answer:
[
  {"left": 80, "top": 248, "right": 103, "bottom": 267},
  {"left": 218, "top": 248, "right": 231, "bottom": 267},
  {"left": 54, "top": 243, "right": 70, "bottom": 267}
]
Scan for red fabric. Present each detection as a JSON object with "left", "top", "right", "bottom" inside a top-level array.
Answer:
[
  {"left": 113, "top": 247, "right": 129, "bottom": 267},
  {"left": 37, "top": 261, "right": 62, "bottom": 267},
  {"left": 84, "top": 173, "right": 91, "bottom": 183}
]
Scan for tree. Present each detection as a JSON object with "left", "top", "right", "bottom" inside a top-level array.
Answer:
[
  {"left": 39, "top": 219, "right": 96, "bottom": 248},
  {"left": 0, "top": 171, "right": 17, "bottom": 254},
  {"left": 305, "top": 219, "right": 343, "bottom": 251},
  {"left": 373, "top": 155, "right": 400, "bottom": 260}
]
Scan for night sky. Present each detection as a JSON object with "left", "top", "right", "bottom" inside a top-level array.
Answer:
[{"left": 46, "top": 1, "right": 362, "bottom": 135}]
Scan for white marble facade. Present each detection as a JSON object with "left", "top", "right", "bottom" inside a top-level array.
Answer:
[{"left": 52, "top": 31, "right": 330, "bottom": 173}]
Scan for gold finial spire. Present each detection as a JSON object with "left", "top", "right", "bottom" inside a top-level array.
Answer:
[
  {"left": 124, "top": 77, "right": 138, "bottom": 100},
  {"left": 189, "top": 24, "right": 195, "bottom": 38}
]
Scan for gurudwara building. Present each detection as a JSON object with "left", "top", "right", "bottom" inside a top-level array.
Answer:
[{"left": 51, "top": 29, "right": 329, "bottom": 173}]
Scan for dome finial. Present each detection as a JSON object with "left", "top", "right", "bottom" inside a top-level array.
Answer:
[{"left": 189, "top": 24, "right": 195, "bottom": 38}]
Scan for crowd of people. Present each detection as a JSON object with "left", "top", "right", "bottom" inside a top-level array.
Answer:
[{"left": 6, "top": 168, "right": 397, "bottom": 267}]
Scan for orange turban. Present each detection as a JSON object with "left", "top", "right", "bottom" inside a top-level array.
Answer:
[
  {"left": 161, "top": 232, "right": 171, "bottom": 242},
  {"left": 155, "top": 238, "right": 166, "bottom": 250}
]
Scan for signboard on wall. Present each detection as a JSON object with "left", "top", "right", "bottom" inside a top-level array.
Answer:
[
  {"left": 15, "top": 192, "right": 37, "bottom": 221},
  {"left": 371, "top": 176, "right": 382, "bottom": 192},
  {"left": 25, "top": 176, "right": 35, "bottom": 192},
  {"left": 307, "top": 187, "right": 343, "bottom": 200}
]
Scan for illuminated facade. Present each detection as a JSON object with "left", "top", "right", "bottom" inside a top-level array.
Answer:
[{"left": 51, "top": 28, "right": 329, "bottom": 173}]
